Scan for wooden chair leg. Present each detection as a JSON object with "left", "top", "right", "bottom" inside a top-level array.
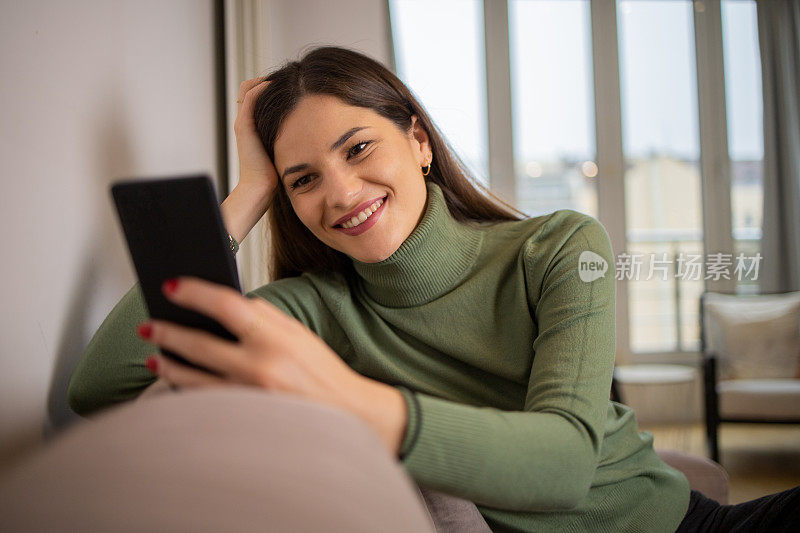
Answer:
[
  {"left": 610, "top": 371, "right": 622, "bottom": 404},
  {"left": 703, "top": 355, "right": 720, "bottom": 463},
  {"left": 706, "top": 416, "right": 720, "bottom": 463}
]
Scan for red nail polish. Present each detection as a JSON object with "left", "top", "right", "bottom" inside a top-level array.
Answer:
[
  {"left": 145, "top": 356, "right": 158, "bottom": 373},
  {"left": 137, "top": 323, "right": 153, "bottom": 339},
  {"left": 162, "top": 278, "right": 179, "bottom": 295}
]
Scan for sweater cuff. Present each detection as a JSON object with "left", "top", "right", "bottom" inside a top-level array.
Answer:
[
  {"left": 395, "top": 392, "right": 493, "bottom": 491},
  {"left": 397, "top": 386, "right": 421, "bottom": 460}
]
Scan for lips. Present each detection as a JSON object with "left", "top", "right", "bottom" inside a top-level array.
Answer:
[
  {"left": 333, "top": 195, "right": 388, "bottom": 227},
  {"left": 333, "top": 195, "right": 387, "bottom": 236}
]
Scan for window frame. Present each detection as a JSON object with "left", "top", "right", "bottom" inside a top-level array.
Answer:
[{"left": 391, "top": 0, "right": 744, "bottom": 364}]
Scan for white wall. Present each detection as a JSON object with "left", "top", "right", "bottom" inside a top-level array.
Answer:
[
  {"left": 0, "top": 0, "right": 393, "bottom": 470},
  {"left": 0, "top": 0, "right": 219, "bottom": 469},
  {"left": 265, "top": 0, "right": 391, "bottom": 67}
]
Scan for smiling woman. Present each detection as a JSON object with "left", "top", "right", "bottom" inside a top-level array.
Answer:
[
  {"left": 269, "top": 94, "right": 429, "bottom": 263},
  {"left": 62, "top": 45, "right": 800, "bottom": 533},
  {"left": 252, "top": 47, "right": 523, "bottom": 278}
]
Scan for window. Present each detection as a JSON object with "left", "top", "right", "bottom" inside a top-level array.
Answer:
[
  {"left": 390, "top": 0, "right": 765, "bottom": 359},
  {"left": 509, "top": 0, "right": 597, "bottom": 218},
  {"left": 389, "top": 0, "right": 489, "bottom": 184},
  {"left": 721, "top": 0, "right": 763, "bottom": 294},
  {"left": 618, "top": 0, "right": 704, "bottom": 353}
]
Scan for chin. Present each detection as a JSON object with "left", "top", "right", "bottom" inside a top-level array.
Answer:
[
  {"left": 351, "top": 242, "right": 399, "bottom": 264},
  {"left": 353, "top": 251, "right": 391, "bottom": 264}
]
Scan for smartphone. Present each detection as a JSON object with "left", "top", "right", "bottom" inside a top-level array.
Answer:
[{"left": 110, "top": 174, "right": 241, "bottom": 375}]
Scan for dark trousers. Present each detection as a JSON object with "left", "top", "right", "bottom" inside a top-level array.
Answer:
[{"left": 675, "top": 486, "right": 800, "bottom": 532}]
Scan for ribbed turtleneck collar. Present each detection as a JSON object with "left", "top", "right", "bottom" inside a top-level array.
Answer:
[{"left": 351, "top": 180, "right": 485, "bottom": 308}]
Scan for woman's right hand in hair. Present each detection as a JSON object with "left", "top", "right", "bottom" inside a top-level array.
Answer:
[
  {"left": 234, "top": 77, "right": 278, "bottom": 195},
  {"left": 221, "top": 77, "right": 278, "bottom": 244}
]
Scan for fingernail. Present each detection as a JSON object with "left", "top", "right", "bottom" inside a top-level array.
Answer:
[
  {"left": 137, "top": 323, "right": 153, "bottom": 339},
  {"left": 162, "top": 278, "right": 179, "bottom": 295},
  {"left": 145, "top": 356, "right": 158, "bottom": 373}
]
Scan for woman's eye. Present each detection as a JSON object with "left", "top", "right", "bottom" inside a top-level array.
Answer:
[
  {"left": 291, "top": 174, "right": 313, "bottom": 189},
  {"left": 347, "top": 141, "right": 372, "bottom": 159},
  {"left": 290, "top": 142, "right": 372, "bottom": 189}
]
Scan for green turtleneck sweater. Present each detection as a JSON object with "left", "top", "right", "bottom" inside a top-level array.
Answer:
[{"left": 68, "top": 180, "right": 690, "bottom": 532}]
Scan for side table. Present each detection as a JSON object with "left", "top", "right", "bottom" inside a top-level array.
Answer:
[{"left": 614, "top": 364, "right": 699, "bottom": 450}]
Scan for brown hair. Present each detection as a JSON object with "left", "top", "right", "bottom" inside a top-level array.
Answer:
[{"left": 253, "top": 46, "right": 525, "bottom": 281}]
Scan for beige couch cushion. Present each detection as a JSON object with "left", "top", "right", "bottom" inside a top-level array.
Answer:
[
  {"left": 416, "top": 486, "right": 492, "bottom": 532},
  {"left": 718, "top": 379, "right": 800, "bottom": 419},
  {"left": 704, "top": 292, "right": 800, "bottom": 380},
  {"left": 656, "top": 449, "right": 729, "bottom": 505},
  {"left": 0, "top": 388, "right": 437, "bottom": 532}
]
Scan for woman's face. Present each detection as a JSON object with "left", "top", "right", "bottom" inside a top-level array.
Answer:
[{"left": 273, "top": 94, "right": 431, "bottom": 263}]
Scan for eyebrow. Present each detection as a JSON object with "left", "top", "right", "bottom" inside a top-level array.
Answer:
[{"left": 280, "top": 126, "right": 369, "bottom": 182}]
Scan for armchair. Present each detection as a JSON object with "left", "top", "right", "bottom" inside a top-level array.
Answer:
[{"left": 699, "top": 290, "right": 800, "bottom": 463}]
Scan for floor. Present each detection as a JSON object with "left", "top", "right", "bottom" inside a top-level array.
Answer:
[{"left": 641, "top": 422, "right": 800, "bottom": 504}]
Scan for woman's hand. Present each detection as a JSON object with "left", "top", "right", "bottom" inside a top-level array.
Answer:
[
  {"left": 136, "top": 277, "right": 408, "bottom": 456},
  {"left": 234, "top": 77, "right": 279, "bottom": 193},
  {"left": 219, "top": 77, "right": 279, "bottom": 244}
]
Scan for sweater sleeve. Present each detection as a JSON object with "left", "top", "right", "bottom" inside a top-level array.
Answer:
[
  {"left": 396, "top": 213, "right": 616, "bottom": 512},
  {"left": 67, "top": 282, "right": 159, "bottom": 417},
  {"left": 67, "top": 274, "right": 342, "bottom": 417}
]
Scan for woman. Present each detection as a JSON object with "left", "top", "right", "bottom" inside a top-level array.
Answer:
[{"left": 67, "top": 47, "right": 798, "bottom": 532}]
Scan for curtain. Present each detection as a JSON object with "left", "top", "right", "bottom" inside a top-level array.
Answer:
[
  {"left": 224, "top": 0, "right": 273, "bottom": 292},
  {"left": 758, "top": 0, "right": 800, "bottom": 293}
]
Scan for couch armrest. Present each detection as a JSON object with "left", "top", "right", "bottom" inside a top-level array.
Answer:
[{"left": 136, "top": 378, "right": 174, "bottom": 402}]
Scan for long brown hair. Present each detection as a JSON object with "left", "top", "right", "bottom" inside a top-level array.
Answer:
[{"left": 253, "top": 46, "right": 525, "bottom": 281}]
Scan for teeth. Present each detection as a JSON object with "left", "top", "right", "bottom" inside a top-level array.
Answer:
[{"left": 341, "top": 197, "right": 384, "bottom": 229}]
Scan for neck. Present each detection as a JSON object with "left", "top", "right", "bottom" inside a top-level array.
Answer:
[{"left": 350, "top": 181, "right": 484, "bottom": 307}]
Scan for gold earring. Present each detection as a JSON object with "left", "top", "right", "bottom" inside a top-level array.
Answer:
[{"left": 421, "top": 155, "right": 432, "bottom": 176}]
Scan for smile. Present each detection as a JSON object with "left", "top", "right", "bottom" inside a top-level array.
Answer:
[
  {"left": 340, "top": 197, "right": 385, "bottom": 228},
  {"left": 334, "top": 196, "right": 387, "bottom": 236}
]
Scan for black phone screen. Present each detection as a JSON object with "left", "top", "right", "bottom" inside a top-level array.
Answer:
[{"left": 111, "top": 174, "right": 241, "bottom": 374}]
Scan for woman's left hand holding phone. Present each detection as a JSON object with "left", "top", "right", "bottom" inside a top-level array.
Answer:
[{"left": 136, "top": 276, "right": 408, "bottom": 456}]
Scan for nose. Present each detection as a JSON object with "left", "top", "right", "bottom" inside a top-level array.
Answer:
[{"left": 324, "top": 166, "right": 363, "bottom": 211}]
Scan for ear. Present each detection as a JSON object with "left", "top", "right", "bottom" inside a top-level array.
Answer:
[{"left": 408, "top": 115, "right": 432, "bottom": 165}]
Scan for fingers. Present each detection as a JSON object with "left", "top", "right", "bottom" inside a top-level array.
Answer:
[
  {"left": 151, "top": 353, "right": 235, "bottom": 390},
  {"left": 234, "top": 78, "right": 271, "bottom": 136},
  {"left": 237, "top": 76, "right": 266, "bottom": 102},
  {"left": 237, "top": 77, "right": 270, "bottom": 109},
  {"left": 161, "top": 276, "right": 290, "bottom": 341},
  {"left": 145, "top": 317, "right": 247, "bottom": 379},
  {"left": 239, "top": 79, "right": 270, "bottom": 117}
]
